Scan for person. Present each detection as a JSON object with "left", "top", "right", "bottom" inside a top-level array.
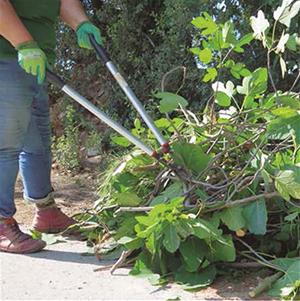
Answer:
[{"left": 0, "top": 0, "right": 103, "bottom": 253}]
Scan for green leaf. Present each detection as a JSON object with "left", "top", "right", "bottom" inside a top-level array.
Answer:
[
  {"left": 175, "top": 220, "right": 194, "bottom": 240},
  {"left": 271, "top": 107, "right": 298, "bottom": 118},
  {"left": 243, "top": 199, "right": 268, "bottom": 235},
  {"left": 155, "top": 92, "right": 188, "bottom": 113},
  {"left": 237, "top": 68, "right": 268, "bottom": 97},
  {"left": 222, "top": 21, "right": 236, "bottom": 44},
  {"left": 271, "top": 257, "right": 300, "bottom": 272},
  {"left": 275, "top": 170, "right": 300, "bottom": 201},
  {"left": 219, "top": 207, "right": 246, "bottom": 231},
  {"left": 172, "top": 142, "right": 211, "bottom": 174},
  {"left": 150, "top": 182, "right": 183, "bottom": 206},
  {"left": 114, "top": 192, "right": 143, "bottom": 206},
  {"left": 130, "top": 258, "right": 161, "bottom": 285},
  {"left": 249, "top": 67, "right": 268, "bottom": 96},
  {"left": 215, "top": 92, "right": 231, "bottom": 107},
  {"left": 175, "top": 265, "right": 217, "bottom": 291},
  {"left": 113, "top": 172, "right": 138, "bottom": 193},
  {"left": 286, "top": 33, "right": 299, "bottom": 51},
  {"left": 233, "top": 33, "right": 254, "bottom": 52},
  {"left": 243, "top": 96, "right": 256, "bottom": 109},
  {"left": 268, "top": 261, "right": 300, "bottom": 297},
  {"left": 191, "top": 12, "right": 218, "bottom": 35},
  {"left": 41, "top": 233, "right": 65, "bottom": 245},
  {"left": 118, "top": 236, "right": 143, "bottom": 250},
  {"left": 203, "top": 68, "right": 218, "bottom": 82},
  {"left": 154, "top": 118, "right": 171, "bottom": 129},
  {"left": 163, "top": 223, "right": 180, "bottom": 253},
  {"left": 111, "top": 135, "right": 132, "bottom": 147},
  {"left": 179, "top": 237, "right": 208, "bottom": 272},
  {"left": 267, "top": 115, "right": 300, "bottom": 144},
  {"left": 192, "top": 219, "right": 227, "bottom": 245},
  {"left": 198, "top": 48, "right": 212, "bottom": 64},
  {"left": 210, "top": 235, "right": 236, "bottom": 262}
]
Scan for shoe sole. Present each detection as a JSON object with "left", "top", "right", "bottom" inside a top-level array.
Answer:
[{"left": 0, "top": 242, "right": 46, "bottom": 254}]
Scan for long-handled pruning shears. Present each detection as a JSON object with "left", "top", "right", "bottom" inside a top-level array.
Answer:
[{"left": 46, "top": 36, "right": 170, "bottom": 160}]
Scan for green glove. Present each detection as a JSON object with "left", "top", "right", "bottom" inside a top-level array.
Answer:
[
  {"left": 16, "top": 41, "right": 47, "bottom": 85},
  {"left": 76, "top": 21, "right": 103, "bottom": 49}
]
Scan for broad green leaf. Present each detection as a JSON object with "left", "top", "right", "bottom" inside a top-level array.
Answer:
[
  {"left": 190, "top": 47, "right": 201, "bottom": 56},
  {"left": 114, "top": 192, "right": 143, "bottom": 206},
  {"left": 154, "top": 118, "right": 171, "bottom": 129},
  {"left": 271, "top": 257, "right": 300, "bottom": 271},
  {"left": 198, "top": 48, "right": 212, "bottom": 64},
  {"left": 175, "top": 220, "right": 194, "bottom": 239},
  {"left": 215, "top": 92, "right": 231, "bottom": 107},
  {"left": 130, "top": 259, "right": 161, "bottom": 285},
  {"left": 275, "top": 170, "right": 300, "bottom": 201},
  {"left": 210, "top": 235, "right": 236, "bottom": 262},
  {"left": 222, "top": 21, "right": 236, "bottom": 44},
  {"left": 191, "top": 12, "right": 218, "bottom": 35},
  {"left": 271, "top": 107, "right": 298, "bottom": 118},
  {"left": 111, "top": 135, "right": 131, "bottom": 147},
  {"left": 243, "top": 199, "right": 268, "bottom": 235},
  {"left": 175, "top": 265, "right": 217, "bottom": 291},
  {"left": 113, "top": 172, "right": 138, "bottom": 193},
  {"left": 243, "top": 96, "right": 255, "bottom": 109},
  {"left": 277, "top": 94, "right": 300, "bottom": 109},
  {"left": 268, "top": 261, "right": 300, "bottom": 296},
  {"left": 286, "top": 33, "right": 299, "bottom": 51},
  {"left": 145, "top": 232, "right": 156, "bottom": 254},
  {"left": 179, "top": 237, "right": 208, "bottom": 272},
  {"left": 150, "top": 182, "right": 183, "bottom": 206},
  {"left": 206, "top": 67, "right": 219, "bottom": 81},
  {"left": 118, "top": 236, "right": 143, "bottom": 250},
  {"left": 155, "top": 92, "right": 188, "bottom": 113},
  {"left": 41, "top": 233, "right": 65, "bottom": 245},
  {"left": 219, "top": 207, "right": 246, "bottom": 231},
  {"left": 172, "top": 142, "right": 211, "bottom": 174},
  {"left": 249, "top": 68, "right": 268, "bottom": 96},
  {"left": 163, "top": 223, "right": 181, "bottom": 253},
  {"left": 267, "top": 114, "right": 300, "bottom": 144},
  {"left": 203, "top": 68, "right": 218, "bottom": 82},
  {"left": 192, "top": 219, "right": 227, "bottom": 246},
  {"left": 234, "top": 33, "right": 254, "bottom": 52}
]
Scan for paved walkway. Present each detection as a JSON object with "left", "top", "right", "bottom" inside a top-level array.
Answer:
[{"left": 0, "top": 239, "right": 196, "bottom": 300}]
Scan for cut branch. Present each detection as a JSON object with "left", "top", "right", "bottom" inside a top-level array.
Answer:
[{"left": 204, "top": 192, "right": 279, "bottom": 213}]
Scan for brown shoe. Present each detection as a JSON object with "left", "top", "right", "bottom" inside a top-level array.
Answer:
[
  {"left": 32, "top": 206, "right": 76, "bottom": 234},
  {"left": 0, "top": 218, "right": 46, "bottom": 254}
]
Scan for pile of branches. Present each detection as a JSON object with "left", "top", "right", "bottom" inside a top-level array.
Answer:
[{"left": 76, "top": 4, "right": 300, "bottom": 300}]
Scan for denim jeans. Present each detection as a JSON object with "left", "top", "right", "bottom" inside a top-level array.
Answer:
[{"left": 0, "top": 58, "right": 53, "bottom": 218}]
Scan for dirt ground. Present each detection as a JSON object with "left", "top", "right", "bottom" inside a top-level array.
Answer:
[{"left": 13, "top": 164, "right": 277, "bottom": 301}]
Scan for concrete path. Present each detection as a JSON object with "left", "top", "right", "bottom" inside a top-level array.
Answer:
[{"left": 0, "top": 239, "right": 197, "bottom": 301}]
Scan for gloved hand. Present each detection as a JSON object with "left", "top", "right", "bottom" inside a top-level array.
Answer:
[
  {"left": 16, "top": 41, "right": 47, "bottom": 85},
  {"left": 76, "top": 21, "right": 103, "bottom": 49}
]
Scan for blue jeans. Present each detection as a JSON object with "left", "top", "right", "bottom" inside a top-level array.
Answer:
[{"left": 0, "top": 59, "right": 53, "bottom": 218}]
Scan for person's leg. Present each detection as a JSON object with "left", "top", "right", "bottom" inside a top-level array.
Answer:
[
  {"left": 0, "top": 59, "right": 33, "bottom": 218},
  {"left": 19, "top": 82, "right": 53, "bottom": 203},
  {"left": 19, "top": 79, "right": 75, "bottom": 234},
  {"left": 0, "top": 59, "right": 46, "bottom": 253}
]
